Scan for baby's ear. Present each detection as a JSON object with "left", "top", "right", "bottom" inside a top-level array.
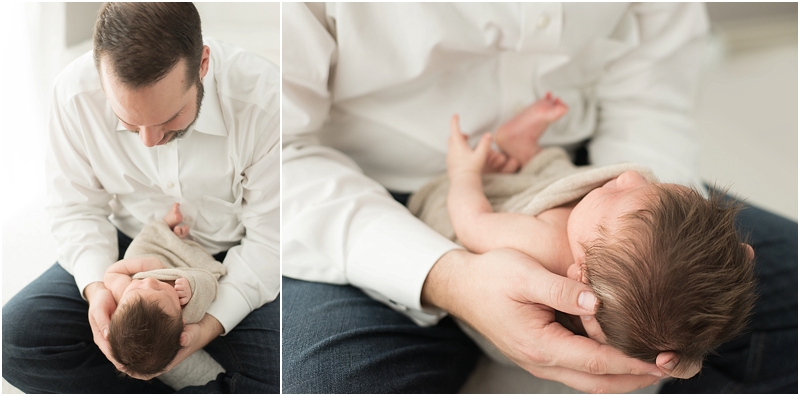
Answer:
[
  {"left": 742, "top": 243, "right": 755, "bottom": 260},
  {"left": 567, "top": 263, "right": 583, "bottom": 283}
]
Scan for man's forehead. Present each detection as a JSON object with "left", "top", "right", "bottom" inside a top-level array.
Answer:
[{"left": 100, "top": 58, "right": 192, "bottom": 127}]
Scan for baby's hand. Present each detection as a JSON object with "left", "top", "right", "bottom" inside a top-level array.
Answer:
[
  {"left": 447, "top": 115, "right": 493, "bottom": 179},
  {"left": 175, "top": 278, "right": 192, "bottom": 306}
]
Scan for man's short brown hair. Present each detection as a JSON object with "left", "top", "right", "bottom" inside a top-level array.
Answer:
[
  {"left": 583, "top": 186, "right": 756, "bottom": 374},
  {"left": 93, "top": 2, "right": 203, "bottom": 89},
  {"left": 108, "top": 295, "right": 184, "bottom": 377}
]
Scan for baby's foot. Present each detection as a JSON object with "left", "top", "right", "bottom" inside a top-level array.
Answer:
[
  {"left": 164, "top": 204, "right": 190, "bottom": 238},
  {"left": 173, "top": 225, "right": 189, "bottom": 239},
  {"left": 483, "top": 149, "right": 521, "bottom": 174},
  {"left": 164, "top": 203, "right": 183, "bottom": 228},
  {"left": 495, "top": 92, "right": 568, "bottom": 166},
  {"left": 175, "top": 278, "right": 192, "bottom": 306}
]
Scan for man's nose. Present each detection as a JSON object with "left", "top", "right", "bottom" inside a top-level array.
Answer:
[{"left": 139, "top": 127, "right": 164, "bottom": 147}]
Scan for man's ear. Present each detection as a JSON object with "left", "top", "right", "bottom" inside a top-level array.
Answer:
[
  {"left": 199, "top": 45, "right": 211, "bottom": 79},
  {"left": 742, "top": 243, "right": 755, "bottom": 260}
]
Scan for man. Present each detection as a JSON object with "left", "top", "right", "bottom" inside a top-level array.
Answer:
[
  {"left": 2, "top": 3, "right": 280, "bottom": 393},
  {"left": 281, "top": 3, "right": 797, "bottom": 393}
]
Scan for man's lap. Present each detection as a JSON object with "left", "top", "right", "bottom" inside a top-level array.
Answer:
[
  {"left": 281, "top": 276, "right": 481, "bottom": 393},
  {"left": 2, "top": 263, "right": 280, "bottom": 393}
]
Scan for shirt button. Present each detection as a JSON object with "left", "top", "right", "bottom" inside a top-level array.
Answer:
[
  {"left": 537, "top": 14, "right": 550, "bottom": 30},
  {"left": 167, "top": 182, "right": 175, "bottom": 189}
]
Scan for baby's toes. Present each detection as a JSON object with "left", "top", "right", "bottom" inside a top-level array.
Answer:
[
  {"left": 164, "top": 204, "right": 183, "bottom": 227},
  {"left": 174, "top": 225, "right": 189, "bottom": 239}
]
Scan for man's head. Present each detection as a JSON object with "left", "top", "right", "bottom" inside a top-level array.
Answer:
[
  {"left": 108, "top": 292, "right": 184, "bottom": 377},
  {"left": 569, "top": 179, "right": 756, "bottom": 373},
  {"left": 93, "top": 3, "right": 209, "bottom": 147}
]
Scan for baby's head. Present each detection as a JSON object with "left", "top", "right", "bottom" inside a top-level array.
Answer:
[
  {"left": 568, "top": 171, "right": 756, "bottom": 373},
  {"left": 108, "top": 277, "right": 184, "bottom": 377}
]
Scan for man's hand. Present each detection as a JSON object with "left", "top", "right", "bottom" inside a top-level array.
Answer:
[
  {"left": 422, "top": 249, "right": 666, "bottom": 393},
  {"left": 85, "top": 282, "right": 127, "bottom": 372}
]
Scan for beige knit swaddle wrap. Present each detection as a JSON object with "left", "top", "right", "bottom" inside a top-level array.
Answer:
[{"left": 124, "top": 220, "right": 227, "bottom": 323}]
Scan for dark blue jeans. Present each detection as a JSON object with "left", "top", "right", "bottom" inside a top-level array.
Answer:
[
  {"left": 281, "top": 277, "right": 482, "bottom": 393},
  {"left": 283, "top": 201, "right": 797, "bottom": 393},
  {"left": 2, "top": 231, "right": 280, "bottom": 393}
]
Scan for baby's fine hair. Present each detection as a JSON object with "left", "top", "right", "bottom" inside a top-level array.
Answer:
[
  {"left": 582, "top": 185, "right": 756, "bottom": 374},
  {"left": 108, "top": 294, "right": 184, "bottom": 377}
]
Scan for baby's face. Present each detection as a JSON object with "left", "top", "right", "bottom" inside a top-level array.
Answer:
[
  {"left": 120, "top": 277, "right": 181, "bottom": 316},
  {"left": 567, "top": 170, "right": 656, "bottom": 264}
]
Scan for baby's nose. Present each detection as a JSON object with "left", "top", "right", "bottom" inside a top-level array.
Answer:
[{"left": 143, "top": 277, "right": 160, "bottom": 287}]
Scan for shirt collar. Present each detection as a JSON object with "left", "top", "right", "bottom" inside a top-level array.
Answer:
[{"left": 115, "top": 44, "right": 227, "bottom": 137}]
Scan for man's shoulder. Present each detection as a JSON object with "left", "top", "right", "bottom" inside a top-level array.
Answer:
[
  {"left": 206, "top": 38, "right": 279, "bottom": 115},
  {"left": 53, "top": 50, "right": 102, "bottom": 105}
]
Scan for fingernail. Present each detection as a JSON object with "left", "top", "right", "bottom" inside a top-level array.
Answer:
[
  {"left": 578, "top": 291, "right": 596, "bottom": 312},
  {"left": 649, "top": 371, "right": 664, "bottom": 378},
  {"left": 581, "top": 315, "right": 592, "bottom": 321},
  {"left": 103, "top": 328, "right": 109, "bottom": 339}
]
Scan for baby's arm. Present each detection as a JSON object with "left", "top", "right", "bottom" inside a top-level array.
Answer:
[
  {"left": 174, "top": 278, "right": 192, "bottom": 306},
  {"left": 447, "top": 115, "right": 559, "bottom": 255},
  {"left": 103, "top": 256, "right": 165, "bottom": 302}
]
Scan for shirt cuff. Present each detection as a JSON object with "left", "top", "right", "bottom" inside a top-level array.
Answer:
[
  {"left": 206, "top": 282, "right": 253, "bottom": 335},
  {"left": 347, "top": 210, "right": 461, "bottom": 322},
  {"left": 70, "top": 254, "right": 114, "bottom": 300}
]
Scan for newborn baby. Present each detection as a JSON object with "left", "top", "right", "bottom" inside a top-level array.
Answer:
[
  {"left": 408, "top": 94, "right": 756, "bottom": 374},
  {"left": 104, "top": 204, "right": 227, "bottom": 378}
]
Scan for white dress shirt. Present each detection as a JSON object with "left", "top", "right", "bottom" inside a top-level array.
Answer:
[
  {"left": 46, "top": 38, "right": 280, "bottom": 334},
  {"left": 282, "top": 3, "right": 709, "bottom": 325}
]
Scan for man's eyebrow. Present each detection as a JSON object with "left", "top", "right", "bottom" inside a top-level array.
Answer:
[{"left": 114, "top": 105, "right": 186, "bottom": 127}]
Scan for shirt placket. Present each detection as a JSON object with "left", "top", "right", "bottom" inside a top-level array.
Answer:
[
  {"left": 498, "top": 4, "right": 564, "bottom": 128},
  {"left": 157, "top": 142, "right": 181, "bottom": 199}
]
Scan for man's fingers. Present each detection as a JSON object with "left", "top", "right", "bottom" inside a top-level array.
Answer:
[
  {"left": 581, "top": 314, "right": 607, "bottom": 344},
  {"left": 542, "top": 330, "right": 662, "bottom": 377},
  {"left": 525, "top": 266, "right": 596, "bottom": 315},
  {"left": 528, "top": 364, "right": 662, "bottom": 394}
]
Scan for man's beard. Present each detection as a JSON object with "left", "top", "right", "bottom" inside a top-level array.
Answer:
[{"left": 162, "top": 79, "right": 204, "bottom": 144}]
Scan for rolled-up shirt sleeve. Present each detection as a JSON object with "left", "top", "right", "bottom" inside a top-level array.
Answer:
[
  {"left": 591, "top": 3, "right": 710, "bottom": 188},
  {"left": 281, "top": 2, "right": 457, "bottom": 326},
  {"left": 46, "top": 80, "right": 118, "bottom": 298}
]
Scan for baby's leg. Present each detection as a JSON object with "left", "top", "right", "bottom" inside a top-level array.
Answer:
[
  {"left": 495, "top": 92, "right": 568, "bottom": 166},
  {"left": 175, "top": 278, "right": 192, "bottom": 306},
  {"left": 163, "top": 203, "right": 189, "bottom": 239}
]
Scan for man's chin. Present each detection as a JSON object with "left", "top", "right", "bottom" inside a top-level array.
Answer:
[{"left": 158, "top": 129, "right": 190, "bottom": 145}]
